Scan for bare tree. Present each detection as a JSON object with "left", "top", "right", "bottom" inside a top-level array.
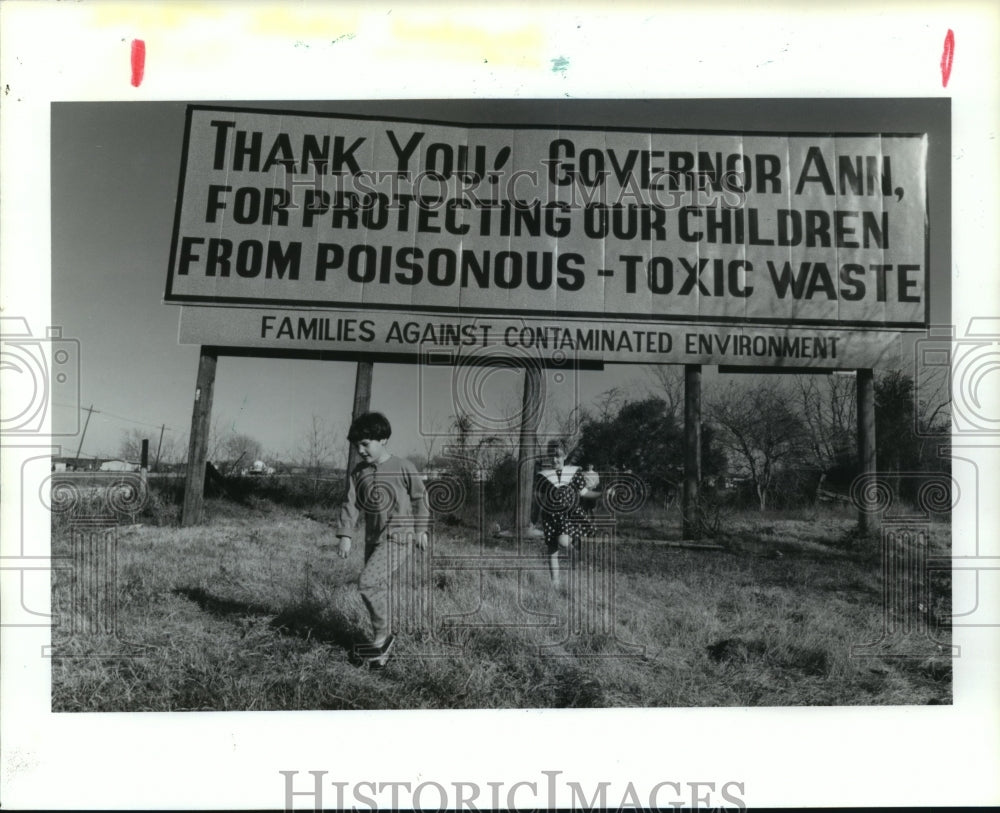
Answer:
[
  {"left": 117, "top": 428, "right": 147, "bottom": 463},
  {"left": 592, "top": 386, "right": 626, "bottom": 422},
  {"left": 493, "top": 398, "right": 523, "bottom": 458},
  {"left": 219, "top": 433, "right": 265, "bottom": 474},
  {"left": 117, "top": 428, "right": 184, "bottom": 470},
  {"left": 418, "top": 412, "right": 446, "bottom": 469},
  {"left": 643, "top": 365, "right": 685, "bottom": 421},
  {"left": 118, "top": 429, "right": 187, "bottom": 468},
  {"left": 473, "top": 435, "right": 510, "bottom": 478},
  {"left": 155, "top": 431, "right": 183, "bottom": 469},
  {"left": 296, "top": 414, "right": 340, "bottom": 473},
  {"left": 793, "top": 373, "right": 857, "bottom": 472},
  {"left": 205, "top": 413, "right": 231, "bottom": 466},
  {"left": 293, "top": 414, "right": 341, "bottom": 498},
  {"left": 204, "top": 412, "right": 268, "bottom": 474},
  {"left": 707, "top": 380, "right": 810, "bottom": 511},
  {"left": 447, "top": 411, "right": 475, "bottom": 473},
  {"left": 541, "top": 400, "right": 585, "bottom": 459},
  {"left": 914, "top": 364, "right": 951, "bottom": 461}
]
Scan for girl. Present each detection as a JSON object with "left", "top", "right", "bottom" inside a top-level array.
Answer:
[{"left": 535, "top": 439, "right": 598, "bottom": 589}]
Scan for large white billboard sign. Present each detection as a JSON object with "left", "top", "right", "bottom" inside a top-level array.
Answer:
[{"left": 168, "top": 106, "right": 928, "bottom": 367}]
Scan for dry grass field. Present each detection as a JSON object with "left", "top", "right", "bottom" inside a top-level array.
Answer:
[{"left": 51, "top": 498, "right": 952, "bottom": 711}]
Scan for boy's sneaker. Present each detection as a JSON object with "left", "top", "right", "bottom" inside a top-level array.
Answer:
[
  {"left": 366, "top": 634, "right": 396, "bottom": 670},
  {"left": 351, "top": 634, "right": 395, "bottom": 670}
]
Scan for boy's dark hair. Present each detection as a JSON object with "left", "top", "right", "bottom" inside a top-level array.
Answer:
[
  {"left": 347, "top": 411, "right": 392, "bottom": 443},
  {"left": 546, "top": 439, "right": 566, "bottom": 455}
]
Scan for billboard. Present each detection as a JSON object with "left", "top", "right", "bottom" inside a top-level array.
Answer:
[{"left": 168, "top": 105, "right": 928, "bottom": 367}]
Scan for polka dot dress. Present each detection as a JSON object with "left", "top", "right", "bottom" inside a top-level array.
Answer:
[{"left": 537, "top": 466, "right": 595, "bottom": 553}]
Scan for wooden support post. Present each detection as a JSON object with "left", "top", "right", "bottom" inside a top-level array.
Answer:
[
  {"left": 343, "top": 361, "right": 374, "bottom": 490},
  {"left": 856, "top": 367, "right": 879, "bottom": 535},
  {"left": 181, "top": 347, "right": 218, "bottom": 527},
  {"left": 140, "top": 438, "right": 149, "bottom": 490},
  {"left": 517, "top": 363, "right": 543, "bottom": 538},
  {"left": 683, "top": 364, "right": 702, "bottom": 540}
]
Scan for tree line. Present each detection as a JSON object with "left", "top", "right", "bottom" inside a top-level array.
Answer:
[
  {"left": 121, "top": 366, "right": 949, "bottom": 515},
  {"left": 413, "top": 366, "right": 951, "bottom": 515}
]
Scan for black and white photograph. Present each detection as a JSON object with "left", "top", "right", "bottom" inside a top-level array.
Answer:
[
  {"left": 46, "top": 96, "right": 953, "bottom": 712},
  {"left": 2, "top": 2, "right": 998, "bottom": 810}
]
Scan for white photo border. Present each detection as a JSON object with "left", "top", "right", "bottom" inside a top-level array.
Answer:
[{"left": 2, "top": 1, "right": 998, "bottom": 809}]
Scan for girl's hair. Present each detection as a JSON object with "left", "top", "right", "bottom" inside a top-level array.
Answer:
[{"left": 347, "top": 411, "right": 392, "bottom": 442}]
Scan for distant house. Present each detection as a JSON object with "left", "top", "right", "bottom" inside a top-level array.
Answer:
[
  {"left": 243, "top": 459, "right": 276, "bottom": 476},
  {"left": 99, "top": 459, "right": 140, "bottom": 472},
  {"left": 51, "top": 456, "right": 94, "bottom": 472}
]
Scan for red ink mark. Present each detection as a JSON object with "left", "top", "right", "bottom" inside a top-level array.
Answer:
[
  {"left": 131, "top": 39, "right": 146, "bottom": 87},
  {"left": 941, "top": 29, "right": 954, "bottom": 87}
]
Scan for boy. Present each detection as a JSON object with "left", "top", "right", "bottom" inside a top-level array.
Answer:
[{"left": 335, "top": 412, "right": 429, "bottom": 669}]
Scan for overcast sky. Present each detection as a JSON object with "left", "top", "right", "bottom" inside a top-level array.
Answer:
[{"left": 50, "top": 99, "right": 950, "bottom": 462}]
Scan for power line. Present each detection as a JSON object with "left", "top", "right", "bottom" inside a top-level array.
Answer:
[
  {"left": 75, "top": 404, "right": 95, "bottom": 461},
  {"left": 52, "top": 402, "right": 175, "bottom": 432},
  {"left": 100, "top": 410, "right": 175, "bottom": 431}
]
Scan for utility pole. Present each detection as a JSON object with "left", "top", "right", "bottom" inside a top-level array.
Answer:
[
  {"left": 154, "top": 423, "right": 167, "bottom": 471},
  {"left": 75, "top": 403, "right": 96, "bottom": 467}
]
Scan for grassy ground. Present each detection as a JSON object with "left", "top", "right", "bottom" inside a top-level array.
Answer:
[{"left": 51, "top": 499, "right": 952, "bottom": 711}]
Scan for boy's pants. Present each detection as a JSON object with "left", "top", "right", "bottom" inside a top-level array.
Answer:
[{"left": 359, "top": 531, "right": 415, "bottom": 642}]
